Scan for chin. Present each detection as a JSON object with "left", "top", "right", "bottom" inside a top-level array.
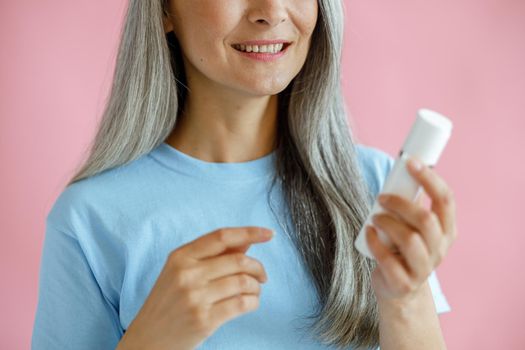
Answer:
[{"left": 236, "top": 78, "right": 293, "bottom": 97}]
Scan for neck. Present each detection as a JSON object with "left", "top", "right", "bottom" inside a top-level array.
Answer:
[{"left": 166, "top": 74, "right": 279, "bottom": 163}]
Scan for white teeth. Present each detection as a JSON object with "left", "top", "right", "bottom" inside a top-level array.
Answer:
[{"left": 234, "top": 43, "right": 286, "bottom": 54}]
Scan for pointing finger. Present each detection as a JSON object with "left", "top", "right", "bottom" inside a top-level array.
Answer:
[{"left": 178, "top": 227, "right": 274, "bottom": 260}]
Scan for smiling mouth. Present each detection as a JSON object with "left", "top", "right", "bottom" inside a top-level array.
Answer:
[{"left": 231, "top": 42, "right": 292, "bottom": 54}]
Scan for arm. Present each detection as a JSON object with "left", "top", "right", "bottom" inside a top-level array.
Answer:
[
  {"left": 377, "top": 279, "right": 446, "bottom": 350},
  {"left": 32, "top": 224, "right": 123, "bottom": 349}
]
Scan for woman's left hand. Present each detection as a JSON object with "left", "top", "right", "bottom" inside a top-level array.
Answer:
[{"left": 366, "top": 156, "right": 458, "bottom": 303}]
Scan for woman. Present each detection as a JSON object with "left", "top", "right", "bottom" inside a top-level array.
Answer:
[{"left": 32, "top": 0, "right": 457, "bottom": 349}]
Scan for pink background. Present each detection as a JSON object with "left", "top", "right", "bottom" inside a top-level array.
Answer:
[{"left": 1, "top": 0, "right": 524, "bottom": 348}]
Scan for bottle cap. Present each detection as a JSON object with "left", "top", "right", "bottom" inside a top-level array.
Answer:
[{"left": 402, "top": 108, "right": 453, "bottom": 165}]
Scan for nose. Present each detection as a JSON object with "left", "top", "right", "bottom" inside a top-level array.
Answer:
[{"left": 247, "top": 0, "right": 288, "bottom": 27}]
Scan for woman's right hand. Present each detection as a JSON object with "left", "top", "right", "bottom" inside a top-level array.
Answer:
[{"left": 116, "top": 226, "right": 274, "bottom": 350}]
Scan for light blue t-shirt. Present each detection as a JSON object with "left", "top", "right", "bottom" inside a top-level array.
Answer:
[{"left": 32, "top": 142, "right": 451, "bottom": 349}]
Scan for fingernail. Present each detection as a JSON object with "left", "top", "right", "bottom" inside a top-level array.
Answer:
[
  {"left": 408, "top": 157, "right": 423, "bottom": 172},
  {"left": 378, "top": 194, "right": 389, "bottom": 205}
]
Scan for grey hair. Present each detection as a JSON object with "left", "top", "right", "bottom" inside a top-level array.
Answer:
[{"left": 66, "top": 0, "right": 380, "bottom": 348}]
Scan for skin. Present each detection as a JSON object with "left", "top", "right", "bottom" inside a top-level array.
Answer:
[{"left": 162, "top": 0, "right": 318, "bottom": 163}]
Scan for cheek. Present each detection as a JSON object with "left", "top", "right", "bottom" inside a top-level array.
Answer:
[
  {"left": 287, "top": 1, "right": 318, "bottom": 72},
  {"left": 173, "top": 1, "right": 235, "bottom": 63},
  {"left": 295, "top": 0, "right": 318, "bottom": 36}
]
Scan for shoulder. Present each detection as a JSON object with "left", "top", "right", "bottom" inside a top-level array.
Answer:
[
  {"left": 46, "top": 153, "right": 153, "bottom": 234},
  {"left": 354, "top": 143, "right": 395, "bottom": 196}
]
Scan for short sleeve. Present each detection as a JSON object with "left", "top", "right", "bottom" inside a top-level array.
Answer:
[
  {"left": 355, "top": 144, "right": 395, "bottom": 197},
  {"left": 31, "top": 222, "right": 123, "bottom": 349},
  {"left": 428, "top": 270, "right": 451, "bottom": 314}
]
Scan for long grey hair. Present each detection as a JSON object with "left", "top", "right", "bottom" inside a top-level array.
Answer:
[{"left": 66, "top": 0, "right": 380, "bottom": 348}]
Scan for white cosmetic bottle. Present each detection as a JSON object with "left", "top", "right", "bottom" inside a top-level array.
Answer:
[{"left": 354, "top": 108, "right": 453, "bottom": 259}]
